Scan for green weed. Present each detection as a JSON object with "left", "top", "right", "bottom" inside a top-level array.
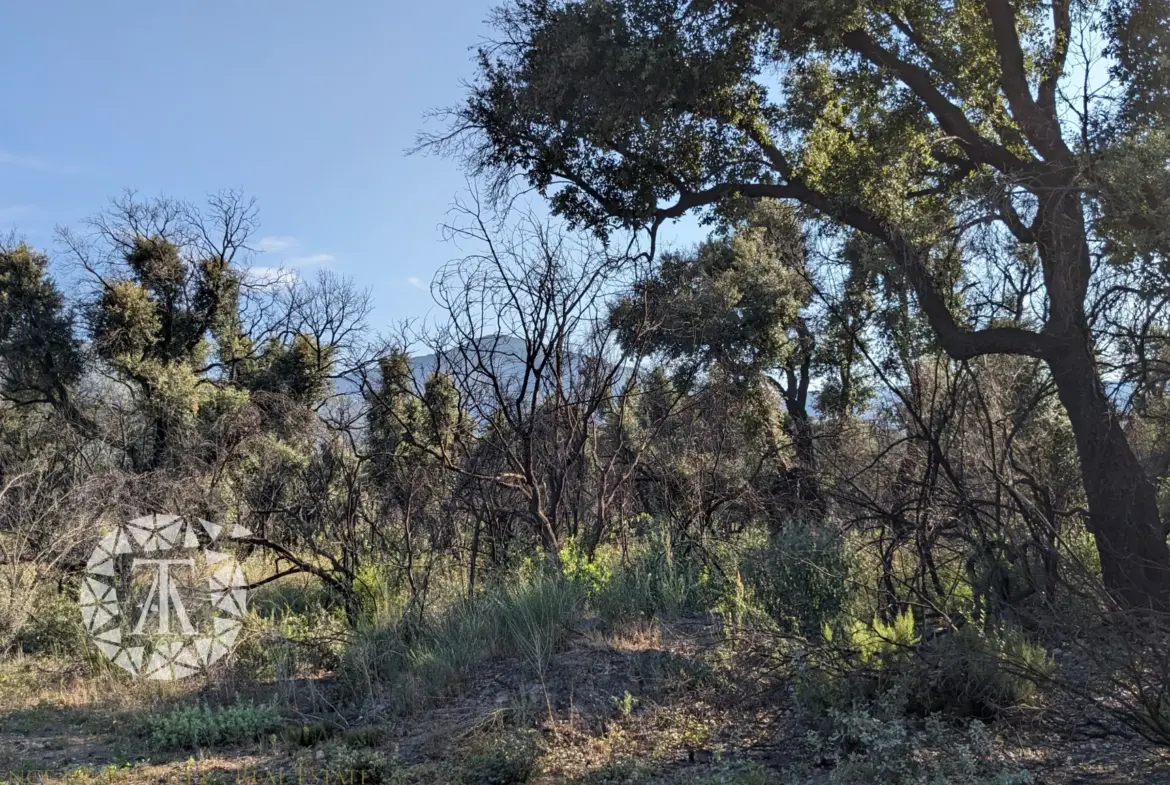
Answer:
[{"left": 144, "top": 700, "right": 283, "bottom": 750}]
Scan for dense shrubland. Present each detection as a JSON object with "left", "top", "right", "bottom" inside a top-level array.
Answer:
[
  {"left": 0, "top": 184, "right": 1166, "bottom": 780},
  {"left": 5, "top": 0, "right": 1170, "bottom": 780}
]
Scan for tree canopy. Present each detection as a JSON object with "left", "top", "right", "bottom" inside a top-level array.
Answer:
[{"left": 444, "top": 0, "right": 1170, "bottom": 608}]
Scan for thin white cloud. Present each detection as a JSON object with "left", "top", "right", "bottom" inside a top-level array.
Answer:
[
  {"left": 0, "top": 205, "right": 31, "bottom": 222},
  {"left": 0, "top": 149, "right": 48, "bottom": 170},
  {"left": 258, "top": 235, "right": 298, "bottom": 253},
  {"left": 407, "top": 276, "right": 426, "bottom": 290},
  {"left": 0, "top": 148, "right": 87, "bottom": 175},
  {"left": 246, "top": 266, "right": 299, "bottom": 285},
  {"left": 286, "top": 253, "right": 335, "bottom": 267}
]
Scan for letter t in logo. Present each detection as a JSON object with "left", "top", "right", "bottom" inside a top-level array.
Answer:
[{"left": 131, "top": 558, "right": 196, "bottom": 635}]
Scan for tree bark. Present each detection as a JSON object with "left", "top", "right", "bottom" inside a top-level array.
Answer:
[
  {"left": 770, "top": 336, "right": 825, "bottom": 523},
  {"left": 1030, "top": 183, "right": 1170, "bottom": 611},
  {"left": 1048, "top": 340, "right": 1170, "bottom": 610},
  {"left": 784, "top": 406, "right": 824, "bottom": 518}
]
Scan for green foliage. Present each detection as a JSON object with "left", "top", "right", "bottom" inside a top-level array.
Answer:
[
  {"left": 366, "top": 350, "right": 426, "bottom": 462},
  {"left": 91, "top": 279, "right": 161, "bottom": 360},
  {"left": 353, "top": 562, "right": 409, "bottom": 626},
  {"left": 611, "top": 690, "right": 637, "bottom": 719},
  {"left": 339, "top": 599, "right": 495, "bottom": 714},
  {"left": 807, "top": 705, "right": 1034, "bottom": 785},
  {"left": 497, "top": 571, "right": 582, "bottom": 678},
  {"left": 1105, "top": 0, "right": 1170, "bottom": 128},
  {"left": 10, "top": 585, "right": 90, "bottom": 659},
  {"left": 591, "top": 525, "right": 718, "bottom": 625},
  {"left": 845, "top": 608, "right": 920, "bottom": 665},
  {"left": 328, "top": 744, "right": 398, "bottom": 784},
  {"left": 559, "top": 537, "right": 613, "bottom": 600},
  {"left": 246, "top": 333, "right": 335, "bottom": 406},
  {"left": 144, "top": 701, "right": 283, "bottom": 750},
  {"left": 339, "top": 572, "right": 579, "bottom": 714},
  {"left": 450, "top": 0, "right": 1030, "bottom": 235},
  {"left": 459, "top": 733, "right": 538, "bottom": 785},
  {"left": 799, "top": 616, "right": 1049, "bottom": 727},
  {"left": 282, "top": 721, "right": 335, "bottom": 747},
  {"left": 423, "top": 369, "right": 461, "bottom": 450},
  {"left": 609, "top": 199, "right": 809, "bottom": 381},
  {"left": 915, "top": 625, "right": 1052, "bottom": 717},
  {"left": 456, "top": 0, "right": 777, "bottom": 230},
  {"left": 0, "top": 243, "right": 83, "bottom": 407},
  {"left": 250, "top": 574, "right": 348, "bottom": 621},
  {"left": 344, "top": 725, "right": 389, "bottom": 748},
  {"left": 741, "top": 524, "right": 854, "bottom": 635},
  {"left": 124, "top": 236, "right": 184, "bottom": 298},
  {"left": 1094, "top": 129, "right": 1170, "bottom": 261},
  {"left": 230, "top": 586, "right": 348, "bottom": 690},
  {"left": 795, "top": 613, "right": 919, "bottom": 730}
]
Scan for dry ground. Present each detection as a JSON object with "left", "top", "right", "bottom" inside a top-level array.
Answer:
[{"left": 1, "top": 620, "right": 1168, "bottom": 784}]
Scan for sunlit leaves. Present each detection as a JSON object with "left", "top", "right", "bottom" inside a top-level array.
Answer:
[
  {"left": 611, "top": 200, "right": 808, "bottom": 378},
  {"left": 91, "top": 279, "right": 161, "bottom": 359}
]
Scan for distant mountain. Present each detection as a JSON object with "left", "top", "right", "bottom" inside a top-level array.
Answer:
[
  {"left": 332, "top": 334, "right": 634, "bottom": 404},
  {"left": 409, "top": 334, "right": 634, "bottom": 396},
  {"left": 408, "top": 334, "right": 530, "bottom": 388}
]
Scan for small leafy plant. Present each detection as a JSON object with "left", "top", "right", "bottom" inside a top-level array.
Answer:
[
  {"left": 329, "top": 744, "right": 397, "bottom": 784},
  {"left": 611, "top": 690, "right": 637, "bottom": 719},
  {"left": 460, "top": 733, "right": 538, "bottom": 785},
  {"left": 145, "top": 700, "right": 283, "bottom": 750}
]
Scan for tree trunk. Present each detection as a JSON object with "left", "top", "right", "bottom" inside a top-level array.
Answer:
[
  {"left": 771, "top": 349, "right": 825, "bottom": 523},
  {"left": 786, "top": 409, "right": 825, "bottom": 517},
  {"left": 1049, "top": 342, "right": 1170, "bottom": 610},
  {"left": 468, "top": 516, "right": 482, "bottom": 600},
  {"left": 1028, "top": 184, "right": 1170, "bottom": 611}
]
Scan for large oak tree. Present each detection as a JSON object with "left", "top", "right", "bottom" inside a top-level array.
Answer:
[{"left": 441, "top": 0, "right": 1170, "bottom": 608}]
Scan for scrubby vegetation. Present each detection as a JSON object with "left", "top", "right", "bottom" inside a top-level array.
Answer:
[
  {"left": 6, "top": 0, "right": 1170, "bottom": 782},
  {"left": 143, "top": 701, "right": 283, "bottom": 751}
]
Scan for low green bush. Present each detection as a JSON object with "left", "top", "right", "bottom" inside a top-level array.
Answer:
[
  {"left": 795, "top": 608, "right": 921, "bottom": 729},
  {"left": 250, "top": 574, "right": 347, "bottom": 621},
  {"left": 338, "top": 604, "right": 491, "bottom": 714},
  {"left": 344, "top": 724, "right": 389, "bottom": 748},
  {"left": 11, "top": 584, "right": 90, "bottom": 659},
  {"left": 497, "top": 571, "right": 581, "bottom": 678},
  {"left": 807, "top": 703, "right": 1034, "bottom": 785},
  {"left": 458, "top": 733, "right": 538, "bottom": 785},
  {"left": 590, "top": 526, "right": 719, "bottom": 625},
  {"left": 796, "top": 612, "right": 1050, "bottom": 732},
  {"left": 338, "top": 572, "right": 580, "bottom": 714},
  {"left": 145, "top": 700, "right": 283, "bottom": 750},
  {"left": 328, "top": 744, "right": 398, "bottom": 784},
  {"left": 282, "top": 720, "right": 335, "bottom": 747},
  {"left": 740, "top": 523, "right": 854, "bottom": 636},
  {"left": 229, "top": 595, "right": 347, "bottom": 692},
  {"left": 916, "top": 624, "right": 1052, "bottom": 717},
  {"left": 559, "top": 537, "right": 614, "bottom": 601}
]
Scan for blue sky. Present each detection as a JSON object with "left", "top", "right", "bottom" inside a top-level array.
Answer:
[{"left": 1, "top": 1, "right": 703, "bottom": 329}]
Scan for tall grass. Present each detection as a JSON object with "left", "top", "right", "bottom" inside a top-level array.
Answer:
[
  {"left": 338, "top": 570, "right": 582, "bottom": 717},
  {"left": 497, "top": 571, "right": 581, "bottom": 678},
  {"left": 588, "top": 526, "right": 720, "bottom": 626}
]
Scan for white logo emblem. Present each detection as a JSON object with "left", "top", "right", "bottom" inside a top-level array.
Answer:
[{"left": 79, "top": 514, "right": 251, "bottom": 680}]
